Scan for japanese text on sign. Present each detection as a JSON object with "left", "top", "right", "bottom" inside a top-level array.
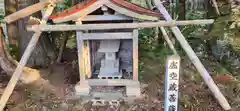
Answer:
[{"left": 164, "top": 56, "right": 180, "bottom": 111}]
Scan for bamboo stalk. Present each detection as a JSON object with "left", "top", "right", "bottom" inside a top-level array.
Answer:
[
  {"left": 0, "top": 5, "right": 55, "bottom": 111},
  {"left": 27, "top": 20, "right": 214, "bottom": 31},
  {"left": 160, "top": 27, "right": 178, "bottom": 55},
  {"left": 211, "top": 0, "right": 220, "bottom": 15},
  {"left": 4, "top": 0, "right": 63, "bottom": 24},
  {"left": 153, "top": 0, "right": 231, "bottom": 110}
]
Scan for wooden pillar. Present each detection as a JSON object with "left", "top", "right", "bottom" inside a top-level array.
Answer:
[
  {"left": 76, "top": 21, "right": 85, "bottom": 81},
  {"left": 84, "top": 40, "right": 91, "bottom": 78},
  {"left": 133, "top": 29, "right": 139, "bottom": 81},
  {"left": 76, "top": 20, "right": 91, "bottom": 81}
]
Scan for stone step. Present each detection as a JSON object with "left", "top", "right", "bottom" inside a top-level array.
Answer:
[
  {"left": 92, "top": 99, "right": 120, "bottom": 106},
  {"left": 91, "top": 92, "right": 124, "bottom": 100},
  {"left": 74, "top": 80, "right": 141, "bottom": 99},
  {"left": 84, "top": 79, "right": 140, "bottom": 86}
]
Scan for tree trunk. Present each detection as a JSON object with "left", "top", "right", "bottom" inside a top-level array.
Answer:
[
  {"left": 56, "top": 32, "right": 69, "bottom": 63},
  {"left": 179, "top": 0, "right": 185, "bottom": 20},
  {"left": 5, "top": 0, "right": 18, "bottom": 46},
  {"left": 17, "top": 0, "right": 55, "bottom": 68},
  {"left": 0, "top": 26, "right": 64, "bottom": 100},
  {"left": 4, "top": 0, "right": 20, "bottom": 61}
]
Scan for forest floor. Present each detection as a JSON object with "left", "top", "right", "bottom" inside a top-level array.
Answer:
[{"left": 1, "top": 47, "right": 240, "bottom": 111}]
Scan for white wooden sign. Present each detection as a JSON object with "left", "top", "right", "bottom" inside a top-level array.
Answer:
[{"left": 164, "top": 55, "right": 180, "bottom": 111}]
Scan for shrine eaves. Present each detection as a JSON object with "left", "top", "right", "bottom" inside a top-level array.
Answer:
[{"left": 49, "top": 0, "right": 162, "bottom": 23}]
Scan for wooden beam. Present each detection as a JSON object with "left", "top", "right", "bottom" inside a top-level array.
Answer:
[
  {"left": 153, "top": 0, "right": 231, "bottom": 110},
  {"left": 0, "top": 5, "right": 55, "bottom": 111},
  {"left": 160, "top": 27, "right": 178, "bottom": 55},
  {"left": 27, "top": 20, "right": 214, "bottom": 31},
  {"left": 132, "top": 29, "right": 138, "bottom": 81},
  {"left": 4, "top": 0, "right": 63, "bottom": 24},
  {"left": 80, "top": 15, "right": 133, "bottom": 21},
  {"left": 81, "top": 32, "right": 133, "bottom": 40}
]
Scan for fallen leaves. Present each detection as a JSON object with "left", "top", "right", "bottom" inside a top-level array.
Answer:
[{"left": 213, "top": 75, "right": 235, "bottom": 84}]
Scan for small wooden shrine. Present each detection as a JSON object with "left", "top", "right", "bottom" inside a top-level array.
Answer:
[
  {"left": 0, "top": 0, "right": 231, "bottom": 110},
  {"left": 48, "top": 0, "right": 162, "bottom": 100}
]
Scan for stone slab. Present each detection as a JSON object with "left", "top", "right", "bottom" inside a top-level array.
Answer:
[
  {"left": 98, "top": 40, "right": 120, "bottom": 52},
  {"left": 75, "top": 81, "right": 91, "bottom": 96},
  {"left": 82, "top": 79, "right": 140, "bottom": 86}
]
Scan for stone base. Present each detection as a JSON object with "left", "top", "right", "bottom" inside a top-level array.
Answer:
[
  {"left": 126, "top": 84, "right": 141, "bottom": 97},
  {"left": 75, "top": 81, "right": 90, "bottom": 96},
  {"left": 99, "top": 59, "right": 121, "bottom": 78},
  {"left": 74, "top": 80, "right": 141, "bottom": 100}
]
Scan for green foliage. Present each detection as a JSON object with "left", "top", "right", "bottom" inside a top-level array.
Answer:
[
  {"left": 0, "top": 15, "right": 4, "bottom": 23},
  {"left": 66, "top": 33, "right": 76, "bottom": 49},
  {"left": 181, "top": 11, "right": 206, "bottom": 38},
  {"left": 139, "top": 28, "right": 173, "bottom": 80},
  {"left": 154, "top": 45, "right": 173, "bottom": 64},
  {"left": 8, "top": 44, "right": 20, "bottom": 60},
  {"left": 128, "top": 0, "right": 148, "bottom": 8},
  {"left": 139, "top": 28, "right": 156, "bottom": 51},
  {"left": 56, "top": 0, "right": 72, "bottom": 10},
  {"left": 56, "top": 0, "right": 85, "bottom": 10}
]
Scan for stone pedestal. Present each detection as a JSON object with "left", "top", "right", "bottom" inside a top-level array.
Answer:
[
  {"left": 98, "top": 40, "right": 121, "bottom": 79},
  {"left": 126, "top": 84, "right": 141, "bottom": 97},
  {"left": 75, "top": 81, "right": 90, "bottom": 96}
]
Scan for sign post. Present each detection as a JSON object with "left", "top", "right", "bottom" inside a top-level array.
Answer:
[{"left": 164, "top": 55, "right": 181, "bottom": 111}]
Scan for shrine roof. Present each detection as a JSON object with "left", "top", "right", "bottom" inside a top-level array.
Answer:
[{"left": 49, "top": 0, "right": 162, "bottom": 23}]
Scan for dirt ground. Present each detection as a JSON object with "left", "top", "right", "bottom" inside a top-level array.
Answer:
[{"left": 1, "top": 49, "right": 240, "bottom": 111}]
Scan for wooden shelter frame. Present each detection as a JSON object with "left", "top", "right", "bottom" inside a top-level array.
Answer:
[{"left": 0, "top": 0, "right": 231, "bottom": 110}]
